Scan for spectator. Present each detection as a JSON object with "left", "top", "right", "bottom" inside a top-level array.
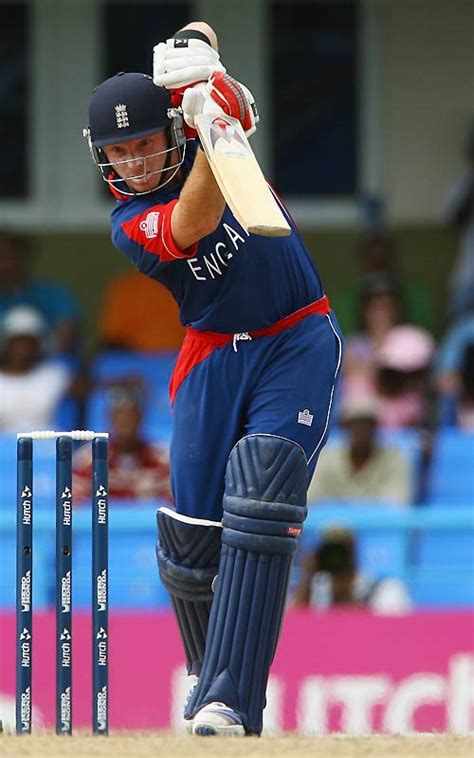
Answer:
[
  {"left": 375, "top": 325, "right": 435, "bottom": 429},
  {"left": 443, "top": 123, "right": 474, "bottom": 318},
  {"left": 437, "top": 337, "right": 474, "bottom": 430},
  {"left": 457, "top": 344, "right": 474, "bottom": 429},
  {"left": 0, "top": 230, "right": 81, "bottom": 355},
  {"left": 334, "top": 231, "right": 435, "bottom": 336},
  {"left": 73, "top": 385, "right": 173, "bottom": 503},
  {"left": 342, "top": 273, "right": 402, "bottom": 393},
  {"left": 434, "top": 286, "right": 474, "bottom": 428},
  {"left": 98, "top": 269, "right": 185, "bottom": 351},
  {"left": 308, "top": 395, "right": 411, "bottom": 505},
  {"left": 0, "top": 306, "right": 72, "bottom": 432},
  {"left": 292, "top": 528, "right": 412, "bottom": 614}
]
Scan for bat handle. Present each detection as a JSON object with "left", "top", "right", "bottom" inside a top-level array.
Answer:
[{"left": 173, "top": 22, "right": 218, "bottom": 51}]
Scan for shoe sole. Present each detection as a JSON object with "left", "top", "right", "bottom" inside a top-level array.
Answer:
[
  {"left": 193, "top": 725, "right": 218, "bottom": 736},
  {"left": 193, "top": 724, "right": 245, "bottom": 736}
]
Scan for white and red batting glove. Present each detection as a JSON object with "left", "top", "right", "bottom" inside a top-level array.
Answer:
[
  {"left": 181, "top": 72, "right": 259, "bottom": 137},
  {"left": 153, "top": 37, "right": 225, "bottom": 90},
  {"left": 153, "top": 35, "right": 259, "bottom": 138}
]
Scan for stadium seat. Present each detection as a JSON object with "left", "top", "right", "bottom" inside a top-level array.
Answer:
[
  {"left": 410, "top": 529, "right": 474, "bottom": 607},
  {"left": 54, "top": 394, "right": 79, "bottom": 431},
  {"left": 408, "top": 527, "right": 474, "bottom": 607},
  {"left": 416, "top": 530, "right": 474, "bottom": 567},
  {"left": 426, "top": 429, "right": 474, "bottom": 505},
  {"left": 356, "top": 529, "right": 409, "bottom": 581},
  {"left": 408, "top": 566, "right": 474, "bottom": 607},
  {"left": 72, "top": 506, "right": 170, "bottom": 609}
]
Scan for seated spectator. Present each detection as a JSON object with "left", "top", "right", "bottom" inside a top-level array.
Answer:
[
  {"left": 308, "top": 395, "right": 411, "bottom": 505},
  {"left": 375, "top": 325, "right": 435, "bottom": 428},
  {"left": 442, "top": 123, "right": 474, "bottom": 319},
  {"left": 0, "top": 230, "right": 81, "bottom": 355},
  {"left": 343, "top": 273, "right": 402, "bottom": 390},
  {"left": 73, "top": 385, "right": 173, "bottom": 503},
  {"left": 98, "top": 270, "right": 185, "bottom": 351},
  {"left": 434, "top": 291, "right": 474, "bottom": 428},
  {"left": 292, "top": 528, "right": 412, "bottom": 614},
  {"left": 334, "top": 230, "right": 436, "bottom": 337},
  {"left": 457, "top": 344, "right": 474, "bottom": 428},
  {"left": 437, "top": 339, "right": 474, "bottom": 430},
  {"left": 0, "top": 306, "right": 72, "bottom": 432}
]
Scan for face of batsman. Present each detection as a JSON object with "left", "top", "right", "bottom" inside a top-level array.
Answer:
[
  {"left": 85, "top": 72, "right": 186, "bottom": 195},
  {"left": 102, "top": 131, "right": 177, "bottom": 193}
]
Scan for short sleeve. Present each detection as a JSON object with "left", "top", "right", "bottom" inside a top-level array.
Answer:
[{"left": 115, "top": 198, "right": 198, "bottom": 263}]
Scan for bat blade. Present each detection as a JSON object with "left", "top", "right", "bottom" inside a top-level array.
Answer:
[{"left": 195, "top": 113, "right": 291, "bottom": 238}]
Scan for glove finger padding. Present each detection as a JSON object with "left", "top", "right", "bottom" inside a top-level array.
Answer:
[
  {"left": 208, "top": 72, "right": 259, "bottom": 136},
  {"left": 153, "top": 38, "right": 225, "bottom": 89},
  {"left": 181, "top": 83, "right": 223, "bottom": 130},
  {"left": 181, "top": 75, "right": 259, "bottom": 138}
]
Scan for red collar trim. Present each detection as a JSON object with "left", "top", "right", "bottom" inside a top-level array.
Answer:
[{"left": 107, "top": 171, "right": 131, "bottom": 202}]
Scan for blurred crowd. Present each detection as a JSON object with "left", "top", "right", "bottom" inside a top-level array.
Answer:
[
  {"left": 0, "top": 228, "right": 178, "bottom": 505},
  {"left": 0, "top": 126, "right": 472, "bottom": 611}
]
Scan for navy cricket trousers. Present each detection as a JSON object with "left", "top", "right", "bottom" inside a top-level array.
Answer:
[{"left": 169, "top": 309, "right": 343, "bottom": 521}]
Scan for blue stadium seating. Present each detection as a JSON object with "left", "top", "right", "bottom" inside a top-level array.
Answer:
[
  {"left": 408, "top": 529, "right": 474, "bottom": 606},
  {"left": 1, "top": 426, "right": 473, "bottom": 610},
  {"left": 356, "top": 529, "right": 409, "bottom": 581},
  {"left": 416, "top": 530, "right": 474, "bottom": 566},
  {"left": 71, "top": 519, "right": 170, "bottom": 609},
  {"left": 426, "top": 429, "right": 474, "bottom": 505},
  {"left": 408, "top": 566, "right": 474, "bottom": 607}
]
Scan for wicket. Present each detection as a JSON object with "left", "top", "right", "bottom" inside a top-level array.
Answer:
[{"left": 15, "top": 430, "right": 109, "bottom": 736}]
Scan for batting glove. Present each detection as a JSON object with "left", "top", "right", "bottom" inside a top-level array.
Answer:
[
  {"left": 182, "top": 72, "right": 259, "bottom": 137},
  {"left": 153, "top": 38, "right": 226, "bottom": 90}
]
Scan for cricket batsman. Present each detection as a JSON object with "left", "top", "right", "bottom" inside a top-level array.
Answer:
[{"left": 84, "top": 21, "right": 343, "bottom": 736}]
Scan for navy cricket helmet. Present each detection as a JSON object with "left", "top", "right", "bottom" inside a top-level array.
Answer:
[{"left": 84, "top": 72, "right": 186, "bottom": 196}]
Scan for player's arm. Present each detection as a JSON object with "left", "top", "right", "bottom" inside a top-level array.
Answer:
[
  {"left": 156, "top": 22, "right": 258, "bottom": 250},
  {"left": 154, "top": 21, "right": 224, "bottom": 250},
  {"left": 170, "top": 145, "right": 226, "bottom": 250},
  {"left": 168, "top": 71, "right": 257, "bottom": 249}
]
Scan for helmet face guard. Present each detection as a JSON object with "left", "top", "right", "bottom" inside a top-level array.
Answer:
[
  {"left": 84, "top": 72, "right": 186, "bottom": 196},
  {"left": 84, "top": 109, "right": 186, "bottom": 196}
]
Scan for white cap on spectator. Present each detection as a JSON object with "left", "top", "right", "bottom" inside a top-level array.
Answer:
[
  {"left": 377, "top": 325, "right": 435, "bottom": 372},
  {"left": 1, "top": 305, "right": 46, "bottom": 338},
  {"left": 340, "top": 394, "right": 380, "bottom": 423}
]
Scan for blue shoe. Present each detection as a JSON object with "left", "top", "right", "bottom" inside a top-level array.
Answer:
[{"left": 192, "top": 702, "right": 245, "bottom": 736}]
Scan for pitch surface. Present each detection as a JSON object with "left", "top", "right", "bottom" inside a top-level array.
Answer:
[{"left": 1, "top": 733, "right": 473, "bottom": 757}]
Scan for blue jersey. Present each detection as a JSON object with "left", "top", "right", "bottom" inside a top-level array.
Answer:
[{"left": 109, "top": 141, "right": 324, "bottom": 333}]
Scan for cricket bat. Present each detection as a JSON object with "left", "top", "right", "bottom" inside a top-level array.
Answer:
[{"left": 194, "top": 112, "right": 291, "bottom": 238}]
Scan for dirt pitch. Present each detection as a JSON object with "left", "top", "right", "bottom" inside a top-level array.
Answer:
[{"left": 1, "top": 732, "right": 473, "bottom": 758}]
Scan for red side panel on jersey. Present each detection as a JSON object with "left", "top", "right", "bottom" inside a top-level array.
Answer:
[
  {"left": 121, "top": 198, "right": 198, "bottom": 262},
  {"left": 169, "top": 329, "right": 229, "bottom": 405},
  {"left": 169, "top": 295, "right": 331, "bottom": 404}
]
